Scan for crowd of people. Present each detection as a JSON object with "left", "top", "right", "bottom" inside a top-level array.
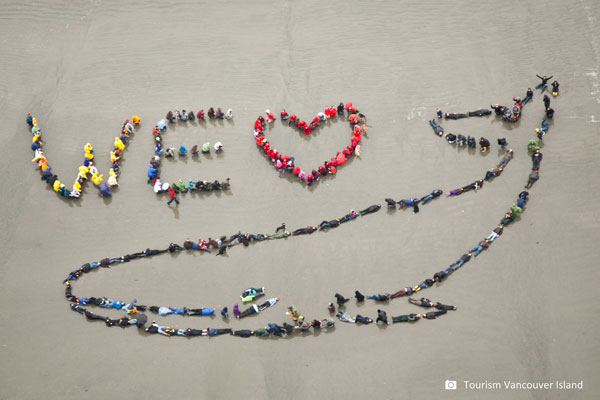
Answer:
[
  {"left": 61, "top": 190, "right": 528, "bottom": 339},
  {"left": 66, "top": 257, "right": 341, "bottom": 338},
  {"left": 59, "top": 75, "right": 558, "bottom": 339},
  {"left": 253, "top": 103, "right": 365, "bottom": 186},
  {"left": 28, "top": 114, "right": 139, "bottom": 199},
  {"left": 149, "top": 108, "right": 232, "bottom": 204},
  {"left": 61, "top": 185, "right": 524, "bottom": 339}
]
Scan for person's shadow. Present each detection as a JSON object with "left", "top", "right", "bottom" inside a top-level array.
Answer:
[{"left": 169, "top": 203, "right": 180, "bottom": 219}]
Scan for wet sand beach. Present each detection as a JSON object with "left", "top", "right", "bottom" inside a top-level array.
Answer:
[{"left": 0, "top": 1, "right": 599, "bottom": 399}]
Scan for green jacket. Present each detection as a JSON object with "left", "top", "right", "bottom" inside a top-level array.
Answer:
[
  {"left": 510, "top": 204, "right": 523, "bottom": 217},
  {"left": 268, "top": 231, "right": 290, "bottom": 240}
]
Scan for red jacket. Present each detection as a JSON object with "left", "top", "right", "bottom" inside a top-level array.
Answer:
[{"left": 168, "top": 187, "right": 176, "bottom": 199}]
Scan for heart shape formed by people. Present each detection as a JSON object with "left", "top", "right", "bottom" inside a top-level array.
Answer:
[{"left": 252, "top": 103, "right": 364, "bottom": 186}]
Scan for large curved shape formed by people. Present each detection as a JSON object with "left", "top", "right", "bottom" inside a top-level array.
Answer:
[{"left": 28, "top": 84, "right": 554, "bottom": 339}]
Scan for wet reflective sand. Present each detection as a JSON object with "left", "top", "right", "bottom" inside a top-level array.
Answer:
[{"left": 0, "top": 1, "right": 599, "bottom": 399}]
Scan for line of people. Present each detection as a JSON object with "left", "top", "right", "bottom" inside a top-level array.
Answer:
[
  {"left": 28, "top": 114, "right": 139, "bottom": 199},
  {"left": 68, "top": 283, "right": 277, "bottom": 323},
  {"left": 70, "top": 300, "right": 337, "bottom": 338},
  {"left": 429, "top": 119, "right": 504, "bottom": 153},
  {"left": 331, "top": 294, "right": 456, "bottom": 325},
  {"left": 524, "top": 79, "right": 554, "bottom": 189},
  {"left": 332, "top": 188, "right": 530, "bottom": 304},
  {"left": 445, "top": 149, "right": 513, "bottom": 197},
  {"left": 254, "top": 103, "right": 364, "bottom": 186},
  {"left": 67, "top": 275, "right": 337, "bottom": 338},
  {"left": 163, "top": 108, "right": 233, "bottom": 125},
  {"left": 177, "top": 205, "right": 377, "bottom": 255},
  {"left": 525, "top": 143, "right": 543, "bottom": 190},
  {"left": 385, "top": 188, "right": 444, "bottom": 213}
]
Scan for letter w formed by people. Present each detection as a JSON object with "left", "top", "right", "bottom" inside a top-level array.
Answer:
[{"left": 28, "top": 115, "right": 137, "bottom": 200}]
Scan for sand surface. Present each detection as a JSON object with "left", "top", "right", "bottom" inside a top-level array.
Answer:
[{"left": 1, "top": 1, "right": 599, "bottom": 399}]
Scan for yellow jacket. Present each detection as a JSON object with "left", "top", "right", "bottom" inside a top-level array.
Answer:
[
  {"left": 92, "top": 172, "right": 103, "bottom": 186},
  {"left": 114, "top": 138, "right": 125, "bottom": 151},
  {"left": 110, "top": 151, "right": 120, "bottom": 163},
  {"left": 78, "top": 165, "right": 89, "bottom": 179}
]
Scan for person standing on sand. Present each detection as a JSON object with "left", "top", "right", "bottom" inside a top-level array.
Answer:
[{"left": 167, "top": 187, "right": 179, "bottom": 206}]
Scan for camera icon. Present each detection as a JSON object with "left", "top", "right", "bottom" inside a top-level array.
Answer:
[{"left": 445, "top": 380, "right": 457, "bottom": 390}]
